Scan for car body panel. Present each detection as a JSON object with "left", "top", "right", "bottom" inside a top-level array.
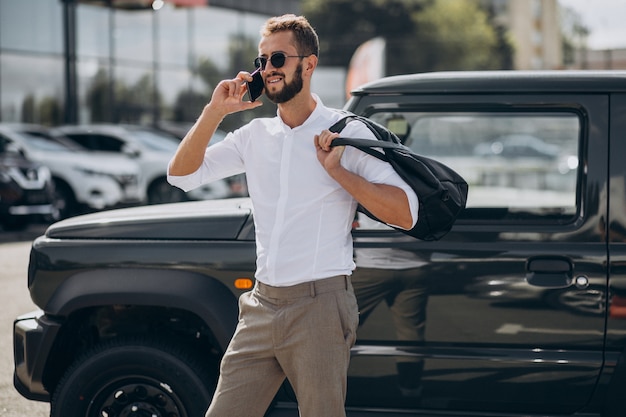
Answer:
[{"left": 44, "top": 198, "right": 252, "bottom": 240}]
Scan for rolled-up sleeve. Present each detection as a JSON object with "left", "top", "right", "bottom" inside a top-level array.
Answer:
[
  {"left": 167, "top": 164, "right": 205, "bottom": 192},
  {"left": 167, "top": 134, "right": 245, "bottom": 192},
  {"left": 378, "top": 170, "right": 419, "bottom": 230},
  {"left": 340, "top": 121, "right": 419, "bottom": 230}
]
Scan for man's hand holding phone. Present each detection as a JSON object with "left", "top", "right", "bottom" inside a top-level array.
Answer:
[{"left": 207, "top": 71, "right": 263, "bottom": 119}]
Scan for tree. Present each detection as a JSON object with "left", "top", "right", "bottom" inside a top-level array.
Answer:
[
  {"left": 39, "top": 96, "right": 63, "bottom": 126},
  {"left": 560, "top": 6, "right": 589, "bottom": 67},
  {"left": 302, "top": 0, "right": 422, "bottom": 69},
  {"left": 21, "top": 95, "right": 36, "bottom": 123},
  {"left": 86, "top": 69, "right": 113, "bottom": 122},
  {"left": 114, "top": 74, "right": 162, "bottom": 123},
  {"left": 410, "top": 0, "right": 503, "bottom": 72},
  {"left": 302, "top": 0, "right": 513, "bottom": 75},
  {"left": 195, "top": 57, "right": 224, "bottom": 92}
]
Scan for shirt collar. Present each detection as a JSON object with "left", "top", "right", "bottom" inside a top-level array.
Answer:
[{"left": 276, "top": 93, "right": 330, "bottom": 131}]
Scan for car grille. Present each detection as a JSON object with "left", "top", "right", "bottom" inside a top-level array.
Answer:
[
  {"left": 23, "top": 189, "right": 52, "bottom": 205},
  {"left": 116, "top": 174, "right": 138, "bottom": 186}
]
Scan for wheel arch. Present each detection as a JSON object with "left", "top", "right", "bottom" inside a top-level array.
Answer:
[
  {"left": 37, "top": 268, "right": 239, "bottom": 399},
  {"left": 50, "top": 176, "right": 77, "bottom": 218},
  {"left": 147, "top": 175, "right": 187, "bottom": 203},
  {"left": 147, "top": 174, "right": 168, "bottom": 190},
  {"left": 44, "top": 268, "right": 239, "bottom": 351},
  {"left": 51, "top": 176, "right": 76, "bottom": 198}
]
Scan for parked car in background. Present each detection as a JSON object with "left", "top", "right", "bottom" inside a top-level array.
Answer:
[
  {"left": 0, "top": 124, "right": 142, "bottom": 218},
  {"left": 0, "top": 136, "right": 56, "bottom": 230},
  {"left": 54, "top": 124, "right": 236, "bottom": 204},
  {"left": 473, "top": 133, "right": 561, "bottom": 159}
]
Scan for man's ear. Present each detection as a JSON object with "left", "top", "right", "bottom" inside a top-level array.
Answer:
[{"left": 304, "top": 54, "right": 318, "bottom": 76}]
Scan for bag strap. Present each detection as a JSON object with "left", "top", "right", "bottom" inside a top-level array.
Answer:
[
  {"left": 330, "top": 136, "right": 409, "bottom": 163},
  {"left": 329, "top": 113, "right": 391, "bottom": 141},
  {"left": 329, "top": 137, "right": 386, "bottom": 162}
]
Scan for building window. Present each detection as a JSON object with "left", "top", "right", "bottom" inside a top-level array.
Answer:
[{"left": 0, "top": 0, "right": 63, "bottom": 54}]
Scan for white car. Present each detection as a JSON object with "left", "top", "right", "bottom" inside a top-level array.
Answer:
[
  {"left": 53, "top": 124, "right": 232, "bottom": 204},
  {"left": 0, "top": 124, "right": 142, "bottom": 218}
]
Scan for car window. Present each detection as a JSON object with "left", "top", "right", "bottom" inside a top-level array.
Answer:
[
  {"left": 21, "top": 130, "right": 86, "bottom": 151},
  {"left": 14, "top": 131, "right": 76, "bottom": 152},
  {"left": 93, "top": 134, "right": 124, "bottom": 152},
  {"left": 66, "top": 134, "right": 125, "bottom": 152},
  {"left": 125, "top": 129, "right": 180, "bottom": 152},
  {"left": 361, "top": 110, "right": 580, "bottom": 227},
  {"left": 61, "top": 133, "right": 91, "bottom": 149}
]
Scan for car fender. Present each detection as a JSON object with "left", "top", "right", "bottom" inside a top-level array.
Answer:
[{"left": 44, "top": 268, "right": 239, "bottom": 350}]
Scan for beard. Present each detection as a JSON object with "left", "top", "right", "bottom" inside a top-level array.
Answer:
[{"left": 265, "top": 62, "right": 304, "bottom": 104}]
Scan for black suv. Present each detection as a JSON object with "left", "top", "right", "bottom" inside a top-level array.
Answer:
[
  {"left": 0, "top": 137, "right": 56, "bottom": 230},
  {"left": 13, "top": 71, "right": 626, "bottom": 417}
]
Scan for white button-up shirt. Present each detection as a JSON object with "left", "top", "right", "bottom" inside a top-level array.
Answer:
[{"left": 168, "top": 96, "right": 418, "bottom": 286}]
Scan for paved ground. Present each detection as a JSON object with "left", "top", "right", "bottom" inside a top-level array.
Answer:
[{"left": 0, "top": 225, "right": 50, "bottom": 417}]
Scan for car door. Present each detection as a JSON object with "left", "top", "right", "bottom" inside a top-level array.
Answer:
[
  {"left": 605, "top": 92, "right": 626, "bottom": 414},
  {"left": 346, "top": 94, "right": 607, "bottom": 415}
]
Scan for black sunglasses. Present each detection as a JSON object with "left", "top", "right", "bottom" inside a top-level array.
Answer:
[{"left": 254, "top": 52, "right": 308, "bottom": 70}]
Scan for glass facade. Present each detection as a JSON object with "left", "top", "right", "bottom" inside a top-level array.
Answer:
[
  {"left": 0, "top": 0, "right": 65, "bottom": 124},
  {"left": 0, "top": 0, "right": 306, "bottom": 129}
]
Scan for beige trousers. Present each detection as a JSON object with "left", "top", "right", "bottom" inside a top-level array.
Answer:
[{"left": 205, "top": 275, "right": 359, "bottom": 417}]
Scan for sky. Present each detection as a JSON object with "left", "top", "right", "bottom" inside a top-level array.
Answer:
[{"left": 558, "top": 0, "right": 626, "bottom": 50}]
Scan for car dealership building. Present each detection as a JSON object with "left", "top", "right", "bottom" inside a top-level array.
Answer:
[{"left": 0, "top": 0, "right": 300, "bottom": 126}]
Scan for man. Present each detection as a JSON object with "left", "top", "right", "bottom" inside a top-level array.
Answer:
[{"left": 168, "top": 14, "right": 418, "bottom": 417}]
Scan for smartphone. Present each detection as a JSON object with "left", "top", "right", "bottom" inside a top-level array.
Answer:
[{"left": 246, "top": 68, "right": 264, "bottom": 102}]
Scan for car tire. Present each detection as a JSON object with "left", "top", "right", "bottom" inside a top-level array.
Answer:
[
  {"left": 50, "top": 337, "right": 216, "bottom": 417},
  {"left": 148, "top": 178, "right": 187, "bottom": 204},
  {"left": 52, "top": 179, "right": 76, "bottom": 219}
]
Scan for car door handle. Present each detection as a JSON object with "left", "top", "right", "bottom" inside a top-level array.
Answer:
[{"left": 526, "top": 257, "right": 573, "bottom": 288}]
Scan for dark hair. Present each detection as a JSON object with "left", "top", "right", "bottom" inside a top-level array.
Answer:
[{"left": 261, "top": 14, "right": 319, "bottom": 58}]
